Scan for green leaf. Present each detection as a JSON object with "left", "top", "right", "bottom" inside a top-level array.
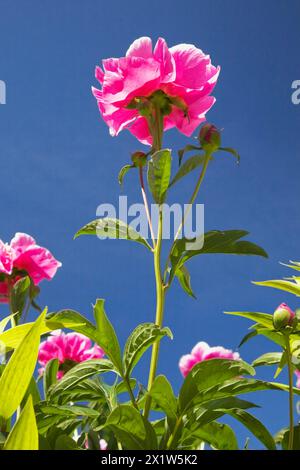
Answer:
[
  {"left": 252, "top": 352, "right": 282, "bottom": 367},
  {"left": 281, "top": 424, "right": 300, "bottom": 449},
  {"left": 175, "top": 265, "right": 196, "bottom": 299},
  {"left": 178, "top": 144, "right": 201, "bottom": 166},
  {"left": 3, "top": 396, "right": 38, "bottom": 450},
  {"left": 54, "top": 434, "right": 79, "bottom": 450},
  {"left": 10, "top": 276, "right": 31, "bottom": 318},
  {"left": 104, "top": 404, "right": 157, "bottom": 450},
  {"left": 118, "top": 164, "right": 134, "bottom": 186},
  {"left": 39, "top": 404, "right": 99, "bottom": 418},
  {"left": 253, "top": 325, "right": 285, "bottom": 347},
  {"left": 224, "top": 311, "right": 274, "bottom": 329},
  {"left": 219, "top": 146, "right": 240, "bottom": 163},
  {"left": 49, "top": 358, "right": 115, "bottom": 399},
  {"left": 46, "top": 309, "right": 98, "bottom": 342},
  {"left": 0, "top": 309, "right": 46, "bottom": 419},
  {"left": 253, "top": 279, "right": 300, "bottom": 296},
  {"left": 183, "top": 420, "right": 238, "bottom": 450},
  {"left": 43, "top": 359, "right": 59, "bottom": 400},
  {"left": 93, "top": 299, "right": 123, "bottom": 374},
  {"left": 169, "top": 230, "right": 268, "bottom": 285},
  {"left": 274, "top": 351, "right": 287, "bottom": 379},
  {"left": 123, "top": 323, "right": 172, "bottom": 377},
  {"left": 225, "top": 409, "right": 276, "bottom": 450},
  {"left": 169, "top": 155, "right": 206, "bottom": 187},
  {"left": 147, "top": 149, "right": 171, "bottom": 204},
  {"left": 74, "top": 218, "right": 152, "bottom": 251},
  {"left": 0, "top": 314, "right": 16, "bottom": 333},
  {"left": 238, "top": 330, "right": 258, "bottom": 347},
  {"left": 148, "top": 375, "right": 177, "bottom": 425},
  {"left": 179, "top": 359, "right": 255, "bottom": 412}
]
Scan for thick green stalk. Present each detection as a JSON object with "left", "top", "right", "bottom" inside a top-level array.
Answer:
[
  {"left": 285, "top": 336, "right": 294, "bottom": 450},
  {"left": 143, "top": 107, "right": 165, "bottom": 419},
  {"left": 144, "top": 208, "right": 165, "bottom": 419}
]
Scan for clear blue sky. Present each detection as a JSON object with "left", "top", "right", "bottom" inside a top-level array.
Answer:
[{"left": 0, "top": 0, "right": 300, "bottom": 448}]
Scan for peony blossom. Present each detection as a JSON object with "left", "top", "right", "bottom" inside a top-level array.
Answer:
[
  {"left": 92, "top": 37, "right": 219, "bottom": 145},
  {"left": 179, "top": 341, "right": 240, "bottom": 377},
  {"left": 38, "top": 331, "right": 105, "bottom": 378},
  {"left": 0, "top": 233, "right": 61, "bottom": 303}
]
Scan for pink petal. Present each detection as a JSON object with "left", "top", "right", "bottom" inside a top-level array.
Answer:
[
  {"left": 0, "top": 240, "right": 13, "bottom": 275},
  {"left": 191, "top": 341, "right": 210, "bottom": 361},
  {"left": 126, "top": 37, "right": 153, "bottom": 58},
  {"left": 153, "top": 37, "right": 176, "bottom": 83},
  {"left": 179, "top": 354, "right": 198, "bottom": 377}
]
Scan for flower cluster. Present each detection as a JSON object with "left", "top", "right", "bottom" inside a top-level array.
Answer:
[
  {"left": 179, "top": 341, "right": 240, "bottom": 377},
  {"left": 92, "top": 37, "right": 219, "bottom": 145},
  {"left": 38, "top": 331, "right": 105, "bottom": 379},
  {"left": 0, "top": 233, "right": 61, "bottom": 303}
]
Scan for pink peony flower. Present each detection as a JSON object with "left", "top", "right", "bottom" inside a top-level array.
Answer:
[
  {"left": 38, "top": 331, "right": 105, "bottom": 378},
  {"left": 179, "top": 341, "right": 240, "bottom": 377},
  {"left": 0, "top": 233, "right": 62, "bottom": 303},
  {"left": 92, "top": 37, "right": 220, "bottom": 145}
]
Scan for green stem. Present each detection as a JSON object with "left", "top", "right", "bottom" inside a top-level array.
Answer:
[
  {"left": 144, "top": 207, "right": 165, "bottom": 419},
  {"left": 139, "top": 167, "right": 155, "bottom": 249},
  {"left": 174, "top": 151, "right": 211, "bottom": 243},
  {"left": 166, "top": 416, "right": 182, "bottom": 449},
  {"left": 285, "top": 336, "right": 294, "bottom": 450},
  {"left": 124, "top": 376, "right": 139, "bottom": 410},
  {"left": 163, "top": 152, "right": 211, "bottom": 283}
]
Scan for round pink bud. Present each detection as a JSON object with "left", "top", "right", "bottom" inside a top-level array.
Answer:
[{"left": 273, "top": 303, "right": 296, "bottom": 330}]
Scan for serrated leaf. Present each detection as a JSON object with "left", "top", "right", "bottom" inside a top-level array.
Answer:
[
  {"left": 147, "top": 149, "right": 171, "bottom": 204},
  {"left": 123, "top": 323, "right": 172, "bottom": 377},
  {"left": 3, "top": 396, "right": 38, "bottom": 450},
  {"left": 0, "top": 309, "right": 46, "bottom": 419},
  {"left": 74, "top": 218, "right": 152, "bottom": 251},
  {"left": 169, "top": 154, "right": 206, "bottom": 187}
]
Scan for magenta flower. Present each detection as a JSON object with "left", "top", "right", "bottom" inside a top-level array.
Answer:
[
  {"left": 0, "top": 233, "right": 62, "bottom": 303},
  {"left": 179, "top": 341, "right": 240, "bottom": 377},
  {"left": 38, "top": 331, "right": 105, "bottom": 378},
  {"left": 85, "top": 437, "right": 108, "bottom": 451},
  {"left": 92, "top": 37, "right": 219, "bottom": 144}
]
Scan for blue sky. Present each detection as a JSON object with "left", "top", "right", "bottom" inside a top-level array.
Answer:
[{"left": 0, "top": 0, "right": 300, "bottom": 448}]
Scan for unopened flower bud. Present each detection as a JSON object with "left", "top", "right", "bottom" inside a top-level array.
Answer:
[
  {"left": 199, "top": 124, "right": 221, "bottom": 152},
  {"left": 273, "top": 303, "right": 296, "bottom": 331},
  {"left": 131, "top": 151, "right": 147, "bottom": 167}
]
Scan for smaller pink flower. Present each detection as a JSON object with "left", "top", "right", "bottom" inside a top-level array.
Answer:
[
  {"left": 10, "top": 233, "right": 62, "bottom": 286},
  {"left": 38, "top": 331, "right": 105, "bottom": 378},
  {"left": 0, "top": 241, "right": 13, "bottom": 275},
  {"left": 85, "top": 437, "right": 108, "bottom": 450},
  {"left": 179, "top": 341, "right": 240, "bottom": 377}
]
